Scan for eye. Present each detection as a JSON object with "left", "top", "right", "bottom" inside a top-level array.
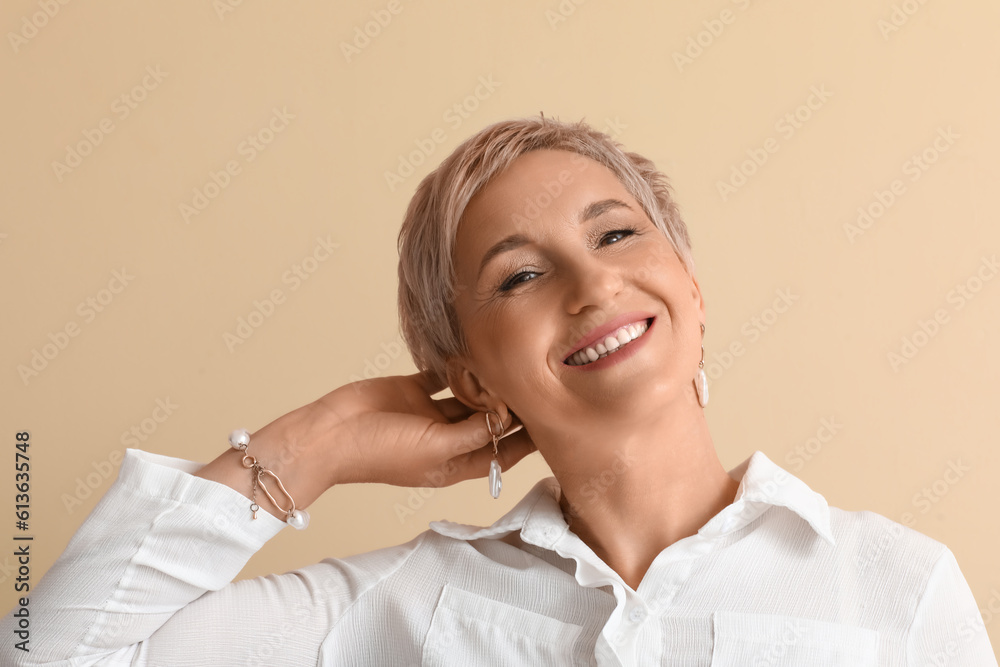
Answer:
[
  {"left": 498, "top": 270, "right": 540, "bottom": 292},
  {"left": 599, "top": 227, "right": 638, "bottom": 246}
]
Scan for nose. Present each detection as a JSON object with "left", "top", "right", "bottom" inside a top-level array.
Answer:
[{"left": 562, "top": 255, "right": 625, "bottom": 315}]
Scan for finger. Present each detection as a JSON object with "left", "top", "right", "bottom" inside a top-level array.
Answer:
[
  {"left": 481, "top": 410, "right": 522, "bottom": 440},
  {"left": 427, "top": 410, "right": 495, "bottom": 459},
  {"left": 434, "top": 396, "right": 476, "bottom": 422},
  {"left": 446, "top": 429, "right": 538, "bottom": 482},
  {"left": 495, "top": 429, "right": 537, "bottom": 469}
]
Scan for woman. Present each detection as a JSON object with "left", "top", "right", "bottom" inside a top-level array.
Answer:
[{"left": 2, "top": 117, "right": 994, "bottom": 665}]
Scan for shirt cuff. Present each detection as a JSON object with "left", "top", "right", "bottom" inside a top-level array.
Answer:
[
  {"left": 117, "top": 447, "right": 288, "bottom": 545},
  {"left": 0, "top": 448, "right": 290, "bottom": 664}
]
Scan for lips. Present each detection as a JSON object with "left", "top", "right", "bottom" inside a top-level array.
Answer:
[{"left": 562, "top": 312, "right": 655, "bottom": 366}]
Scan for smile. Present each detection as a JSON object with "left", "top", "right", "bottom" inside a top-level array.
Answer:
[{"left": 564, "top": 319, "right": 651, "bottom": 367}]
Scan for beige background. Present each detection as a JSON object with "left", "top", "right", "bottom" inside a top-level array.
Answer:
[{"left": 2, "top": 0, "right": 998, "bottom": 652}]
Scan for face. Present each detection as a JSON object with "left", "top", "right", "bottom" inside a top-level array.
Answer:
[{"left": 448, "top": 149, "right": 705, "bottom": 443}]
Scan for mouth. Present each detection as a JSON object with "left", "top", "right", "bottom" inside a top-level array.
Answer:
[{"left": 564, "top": 317, "right": 653, "bottom": 367}]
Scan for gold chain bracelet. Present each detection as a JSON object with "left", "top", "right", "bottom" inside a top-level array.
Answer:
[{"left": 228, "top": 429, "right": 309, "bottom": 530}]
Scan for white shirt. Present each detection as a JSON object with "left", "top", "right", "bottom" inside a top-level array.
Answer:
[{"left": 1, "top": 448, "right": 995, "bottom": 666}]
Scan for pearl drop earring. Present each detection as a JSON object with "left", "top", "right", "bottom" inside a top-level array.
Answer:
[
  {"left": 694, "top": 323, "right": 709, "bottom": 408},
  {"left": 485, "top": 410, "right": 504, "bottom": 499}
]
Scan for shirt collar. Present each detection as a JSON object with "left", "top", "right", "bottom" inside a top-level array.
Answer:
[
  {"left": 428, "top": 450, "right": 835, "bottom": 548},
  {"left": 701, "top": 450, "right": 836, "bottom": 545}
]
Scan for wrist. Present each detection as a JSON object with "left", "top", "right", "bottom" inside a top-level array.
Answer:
[
  {"left": 250, "top": 401, "right": 347, "bottom": 503},
  {"left": 229, "top": 428, "right": 310, "bottom": 530}
]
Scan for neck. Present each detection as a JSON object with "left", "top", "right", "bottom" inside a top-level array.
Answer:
[{"left": 539, "top": 403, "right": 739, "bottom": 592}]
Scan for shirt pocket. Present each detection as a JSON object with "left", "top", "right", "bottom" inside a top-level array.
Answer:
[
  {"left": 711, "top": 611, "right": 879, "bottom": 666},
  {"left": 421, "top": 584, "right": 585, "bottom": 666}
]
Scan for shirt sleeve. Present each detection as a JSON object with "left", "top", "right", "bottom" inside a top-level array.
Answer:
[
  {"left": 906, "top": 546, "right": 998, "bottom": 666},
  {"left": 0, "top": 449, "right": 293, "bottom": 665}
]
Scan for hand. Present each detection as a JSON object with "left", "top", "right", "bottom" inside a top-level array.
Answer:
[{"left": 245, "top": 370, "right": 536, "bottom": 509}]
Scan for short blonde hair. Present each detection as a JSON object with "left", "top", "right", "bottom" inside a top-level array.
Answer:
[{"left": 397, "top": 115, "right": 694, "bottom": 387}]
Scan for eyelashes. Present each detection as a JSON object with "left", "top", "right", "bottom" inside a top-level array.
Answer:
[
  {"left": 497, "top": 268, "right": 539, "bottom": 292},
  {"left": 493, "top": 226, "right": 642, "bottom": 294}
]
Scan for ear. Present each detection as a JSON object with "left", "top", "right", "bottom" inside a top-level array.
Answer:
[
  {"left": 445, "top": 356, "right": 508, "bottom": 422},
  {"left": 689, "top": 271, "right": 706, "bottom": 323}
]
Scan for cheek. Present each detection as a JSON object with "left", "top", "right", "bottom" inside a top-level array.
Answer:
[
  {"left": 488, "top": 323, "right": 542, "bottom": 369},
  {"left": 634, "top": 240, "right": 679, "bottom": 281},
  {"left": 462, "top": 307, "right": 518, "bottom": 365},
  {"left": 469, "top": 312, "right": 554, "bottom": 381}
]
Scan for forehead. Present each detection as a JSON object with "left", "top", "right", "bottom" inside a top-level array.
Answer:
[
  {"left": 455, "top": 149, "right": 635, "bottom": 256},
  {"left": 467, "top": 149, "right": 627, "bottom": 218}
]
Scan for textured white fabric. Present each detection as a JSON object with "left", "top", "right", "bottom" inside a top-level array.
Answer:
[{"left": 1, "top": 448, "right": 995, "bottom": 666}]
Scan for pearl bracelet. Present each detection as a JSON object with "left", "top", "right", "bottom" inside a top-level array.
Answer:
[{"left": 228, "top": 428, "right": 310, "bottom": 530}]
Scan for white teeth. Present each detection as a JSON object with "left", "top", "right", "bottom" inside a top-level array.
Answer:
[{"left": 566, "top": 320, "right": 650, "bottom": 366}]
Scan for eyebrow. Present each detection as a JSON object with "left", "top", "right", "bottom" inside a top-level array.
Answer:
[{"left": 476, "top": 198, "right": 633, "bottom": 279}]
